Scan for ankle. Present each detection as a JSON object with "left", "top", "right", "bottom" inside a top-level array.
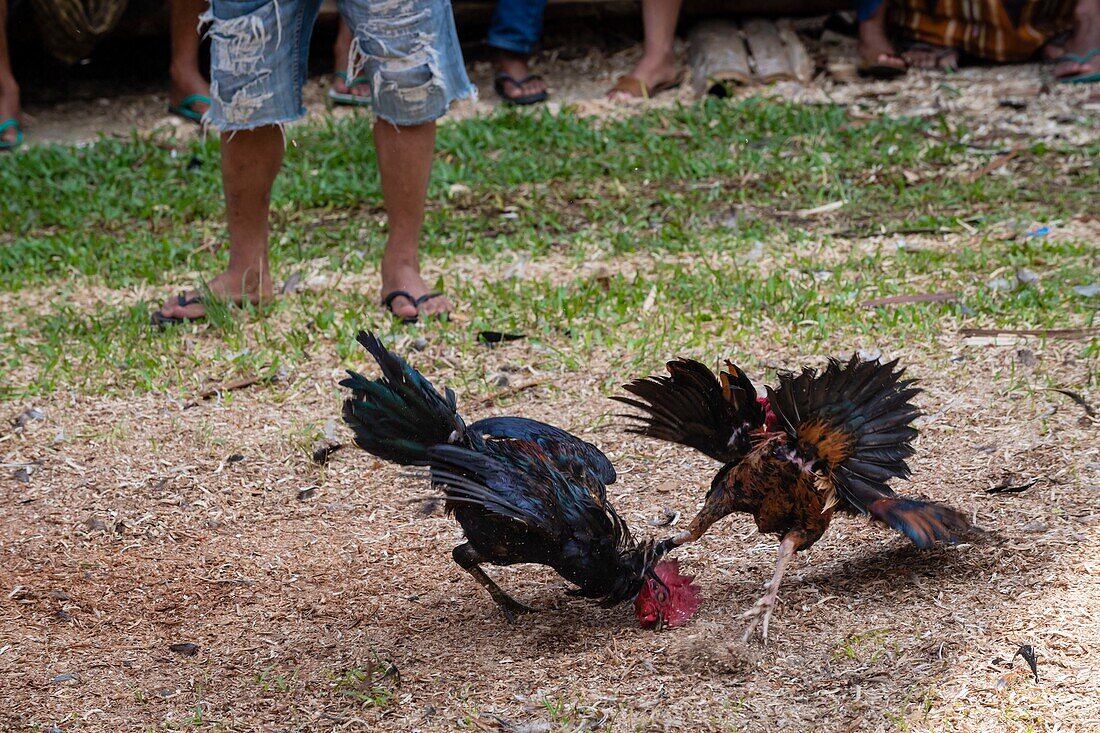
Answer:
[{"left": 219, "top": 265, "right": 271, "bottom": 294}]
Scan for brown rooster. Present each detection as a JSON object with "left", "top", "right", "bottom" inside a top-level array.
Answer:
[{"left": 615, "top": 354, "right": 973, "bottom": 641}]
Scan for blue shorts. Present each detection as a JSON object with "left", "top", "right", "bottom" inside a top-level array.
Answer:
[{"left": 203, "top": 0, "right": 475, "bottom": 130}]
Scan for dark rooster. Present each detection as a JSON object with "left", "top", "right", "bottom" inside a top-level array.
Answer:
[
  {"left": 340, "top": 331, "right": 700, "bottom": 627},
  {"left": 615, "top": 354, "right": 972, "bottom": 641}
]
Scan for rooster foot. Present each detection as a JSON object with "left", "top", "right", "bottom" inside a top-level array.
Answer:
[
  {"left": 740, "top": 592, "right": 778, "bottom": 643},
  {"left": 495, "top": 595, "right": 539, "bottom": 624}
]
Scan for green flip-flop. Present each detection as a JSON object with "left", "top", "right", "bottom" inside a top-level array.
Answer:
[
  {"left": 1054, "top": 48, "right": 1100, "bottom": 84},
  {"left": 0, "top": 118, "right": 23, "bottom": 151},
  {"left": 167, "top": 94, "right": 212, "bottom": 124},
  {"left": 327, "top": 71, "right": 372, "bottom": 107}
]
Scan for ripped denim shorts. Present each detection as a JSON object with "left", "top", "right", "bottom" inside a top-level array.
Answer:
[{"left": 204, "top": 0, "right": 475, "bottom": 130}]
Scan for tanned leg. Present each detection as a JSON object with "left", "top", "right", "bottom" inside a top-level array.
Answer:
[
  {"left": 1055, "top": 0, "right": 1100, "bottom": 79},
  {"left": 332, "top": 18, "right": 370, "bottom": 99},
  {"left": 374, "top": 119, "right": 452, "bottom": 321},
  {"left": 609, "top": 0, "right": 684, "bottom": 99},
  {"left": 496, "top": 50, "right": 547, "bottom": 100},
  {"left": 156, "top": 126, "right": 281, "bottom": 320},
  {"left": 168, "top": 0, "right": 211, "bottom": 114},
  {"left": 452, "top": 544, "right": 537, "bottom": 623},
  {"left": 741, "top": 532, "right": 802, "bottom": 643},
  {"left": 0, "top": 0, "right": 21, "bottom": 146},
  {"left": 857, "top": 1, "right": 906, "bottom": 73}
]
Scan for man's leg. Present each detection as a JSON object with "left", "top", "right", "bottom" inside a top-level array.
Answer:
[
  {"left": 488, "top": 0, "right": 549, "bottom": 102},
  {"left": 168, "top": 0, "right": 212, "bottom": 115},
  {"left": 156, "top": 126, "right": 282, "bottom": 320},
  {"left": 0, "top": 0, "right": 21, "bottom": 146},
  {"left": 374, "top": 119, "right": 450, "bottom": 320},
  {"left": 332, "top": 18, "right": 370, "bottom": 100},
  {"left": 857, "top": 0, "right": 907, "bottom": 73},
  {"left": 1055, "top": 0, "right": 1100, "bottom": 79},
  {"left": 609, "top": 0, "right": 684, "bottom": 99}
]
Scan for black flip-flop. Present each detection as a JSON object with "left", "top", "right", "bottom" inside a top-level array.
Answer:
[
  {"left": 414, "top": 292, "right": 450, "bottom": 322},
  {"left": 150, "top": 293, "right": 205, "bottom": 328},
  {"left": 382, "top": 290, "right": 420, "bottom": 324},
  {"left": 493, "top": 73, "right": 549, "bottom": 106}
]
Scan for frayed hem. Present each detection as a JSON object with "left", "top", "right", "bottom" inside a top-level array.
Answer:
[
  {"left": 374, "top": 84, "right": 478, "bottom": 127},
  {"left": 206, "top": 110, "right": 305, "bottom": 133}
]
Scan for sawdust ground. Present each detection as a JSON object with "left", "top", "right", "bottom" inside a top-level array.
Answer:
[{"left": 1, "top": 323, "right": 1097, "bottom": 730}]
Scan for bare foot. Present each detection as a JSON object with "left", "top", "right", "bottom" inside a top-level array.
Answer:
[
  {"left": 608, "top": 50, "right": 681, "bottom": 100},
  {"left": 496, "top": 51, "right": 547, "bottom": 102},
  {"left": 169, "top": 62, "right": 211, "bottom": 114},
  {"left": 380, "top": 253, "right": 452, "bottom": 321},
  {"left": 0, "top": 77, "right": 21, "bottom": 146},
  {"left": 902, "top": 43, "right": 959, "bottom": 71},
  {"left": 858, "top": 20, "right": 906, "bottom": 73},
  {"left": 332, "top": 73, "right": 371, "bottom": 101},
  {"left": 1055, "top": 0, "right": 1100, "bottom": 80},
  {"left": 155, "top": 269, "right": 274, "bottom": 321}
]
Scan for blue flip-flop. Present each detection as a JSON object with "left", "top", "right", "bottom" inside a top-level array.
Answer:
[
  {"left": 0, "top": 118, "right": 23, "bottom": 151},
  {"left": 1054, "top": 48, "right": 1100, "bottom": 84},
  {"left": 167, "top": 94, "right": 212, "bottom": 124},
  {"left": 327, "top": 72, "right": 372, "bottom": 107}
]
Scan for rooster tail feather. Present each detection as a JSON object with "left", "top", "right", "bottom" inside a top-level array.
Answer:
[
  {"left": 768, "top": 354, "right": 920, "bottom": 512},
  {"left": 868, "top": 496, "right": 972, "bottom": 548},
  {"left": 613, "top": 357, "right": 764, "bottom": 462},
  {"left": 340, "top": 331, "right": 469, "bottom": 466}
]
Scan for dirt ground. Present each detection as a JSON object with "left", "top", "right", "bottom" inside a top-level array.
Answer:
[
  {"left": 4, "top": 16, "right": 1100, "bottom": 733},
  {"left": 1, "top": 328, "right": 1098, "bottom": 731}
]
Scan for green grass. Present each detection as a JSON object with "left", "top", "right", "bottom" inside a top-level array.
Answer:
[{"left": 1, "top": 99, "right": 1096, "bottom": 399}]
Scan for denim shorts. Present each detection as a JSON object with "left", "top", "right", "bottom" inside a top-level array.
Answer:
[{"left": 203, "top": 0, "right": 475, "bottom": 130}]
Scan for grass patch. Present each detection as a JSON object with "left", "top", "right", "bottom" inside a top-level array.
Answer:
[{"left": 2, "top": 99, "right": 1096, "bottom": 399}]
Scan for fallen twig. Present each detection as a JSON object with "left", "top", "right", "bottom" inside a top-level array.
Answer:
[
  {"left": 986, "top": 477, "right": 1040, "bottom": 494},
  {"left": 471, "top": 379, "right": 548, "bottom": 407},
  {"left": 964, "top": 149, "right": 1019, "bottom": 183},
  {"left": 863, "top": 293, "right": 957, "bottom": 308},
  {"left": 185, "top": 375, "right": 269, "bottom": 408},
  {"left": 1045, "top": 388, "right": 1096, "bottom": 418},
  {"left": 959, "top": 327, "right": 1099, "bottom": 340}
]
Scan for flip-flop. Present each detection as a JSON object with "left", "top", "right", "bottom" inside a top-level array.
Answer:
[
  {"left": 382, "top": 290, "right": 420, "bottom": 324},
  {"left": 167, "top": 94, "right": 212, "bottom": 124},
  {"left": 0, "top": 118, "right": 23, "bottom": 151},
  {"left": 150, "top": 292, "right": 206, "bottom": 328},
  {"left": 1054, "top": 48, "right": 1100, "bottom": 84},
  {"left": 328, "top": 72, "right": 373, "bottom": 107},
  {"left": 857, "top": 53, "right": 908, "bottom": 79},
  {"left": 901, "top": 42, "right": 959, "bottom": 71},
  {"left": 606, "top": 73, "right": 683, "bottom": 100},
  {"left": 493, "top": 73, "right": 549, "bottom": 106},
  {"left": 414, "top": 292, "right": 450, "bottom": 322}
]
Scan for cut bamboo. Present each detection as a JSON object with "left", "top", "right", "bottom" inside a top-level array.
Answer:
[{"left": 687, "top": 20, "right": 752, "bottom": 97}]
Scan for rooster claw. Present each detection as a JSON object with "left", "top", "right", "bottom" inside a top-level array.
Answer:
[
  {"left": 498, "top": 598, "right": 539, "bottom": 624},
  {"left": 739, "top": 594, "right": 777, "bottom": 643}
]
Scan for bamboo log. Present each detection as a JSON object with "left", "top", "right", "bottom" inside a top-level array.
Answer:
[
  {"left": 742, "top": 19, "right": 795, "bottom": 83},
  {"left": 687, "top": 20, "right": 751, "bottom": 97},
  {"left": 777, "top": 19, "right": 814, "bottom": 82}
]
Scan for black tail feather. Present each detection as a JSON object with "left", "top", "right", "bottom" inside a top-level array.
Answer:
[
  {"left": 768, "top": 354, "right": 921, "bottom": 513},
  {"left": 340, "top": 331, "right": 468, "bottom": 466},
  {"left": 614, "top": 358, "right": 764, "bottom": 463}
]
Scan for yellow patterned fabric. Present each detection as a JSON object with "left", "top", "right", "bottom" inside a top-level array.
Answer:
[{"left": 891, "top": 0, "right": 1075, "bottom": 61}]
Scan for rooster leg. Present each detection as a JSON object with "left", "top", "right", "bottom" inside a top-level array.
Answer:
[
  {"left": 741, "top": 532, "right": 802, "bottom": 643},
  {"left": 453, "top": 544, "right": 537, "bottom": 623},
  {"left": 655, "top": 499, "right": 731, "bottom": 558}
]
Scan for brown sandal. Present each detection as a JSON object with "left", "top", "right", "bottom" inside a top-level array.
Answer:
[{"left": 607, "top": 72, "right": 683, "bottom": 100}]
